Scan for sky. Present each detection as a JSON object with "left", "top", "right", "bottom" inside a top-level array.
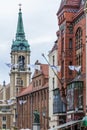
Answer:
[{"left": 0, "top": 0, "right": 61, "bottom": 84}]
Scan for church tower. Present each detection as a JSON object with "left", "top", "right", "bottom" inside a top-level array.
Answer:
[{"left": 10, "top": 5, "right": 31, "bottom": 98}]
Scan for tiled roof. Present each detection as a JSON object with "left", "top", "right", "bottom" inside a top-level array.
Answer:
[
  {"left": 17, "top": 81, "right": 48, "bottom": 97},
  {"left": 18, "top": 82, "right": 33, "bottom": 97},
  {"left": 57, "top": 0, "right": 81, "bottom": 15}
]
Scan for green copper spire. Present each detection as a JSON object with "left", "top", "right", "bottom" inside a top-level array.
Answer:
[
  {"left": 16, "top": 5, "right": 25, "bottom": 40},
  {"left": 11, "top": 5, "right": 30, "bottom": 52}
]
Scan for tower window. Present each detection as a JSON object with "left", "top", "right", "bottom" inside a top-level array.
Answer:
[{"left": 18, "top": 55, "right": 25, "bottom": 71}]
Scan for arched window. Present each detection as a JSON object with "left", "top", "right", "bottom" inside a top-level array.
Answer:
[
  {"left": 75, "top": 27, "right": 82, "bottom": 66},
  {"left": 75, "top": 27, "right": 82, "bottom": 49},
  {"left": 18, "top": 55, "right": 25, "bottom": 71}
]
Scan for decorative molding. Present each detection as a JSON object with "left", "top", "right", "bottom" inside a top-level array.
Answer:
[{"left": 74, "top": 13, "right": 85, "bottom": 25}]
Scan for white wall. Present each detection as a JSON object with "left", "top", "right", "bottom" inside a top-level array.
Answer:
[{"left": 48, "top": 47, "right": 59, "bottom": 129}]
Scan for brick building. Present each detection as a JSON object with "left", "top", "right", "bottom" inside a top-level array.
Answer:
[
  {"left": 17, "top": 62, "right": 49, "bottom": 130},
  {"left": 51, "top": 0, "right": 87, "bottom": 129},
  {"left": 0, "top": 6, "right": 31, "bottom": 130},
  {"left": 0, "top": 83, "right": 11, "bottom": 130},
  {"left": 0, "top": 1, "right": 87, "bottom": 130}
]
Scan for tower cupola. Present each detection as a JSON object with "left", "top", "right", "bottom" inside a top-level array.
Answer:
[
  {"left": 11, "top": 5, "right": 30, "bottom": 52},
  {"left": 10, "top": 5, "right": 31, "bottom": 98}
]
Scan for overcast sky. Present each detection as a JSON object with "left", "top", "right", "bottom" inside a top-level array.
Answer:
[{"left": 0, "top": 0, "right": 61, "bottom": 84}]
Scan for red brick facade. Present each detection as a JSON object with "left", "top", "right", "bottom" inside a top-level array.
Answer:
[
  {"left": 57, "top": 0, "right": 86, "bottom": 124},
  {"left": 17, "top": 63, "right": 49, "bottom": 130},
  {"left": 16, "top": 1, "right": 87, "bottom": 129}
]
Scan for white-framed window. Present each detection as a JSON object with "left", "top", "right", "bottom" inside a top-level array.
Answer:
[
  {"left": 2, "top": 124, "right": 6, "bottom": 129},
  {"left": 2, "top": 116, "right": 6, "bottom": 121}
]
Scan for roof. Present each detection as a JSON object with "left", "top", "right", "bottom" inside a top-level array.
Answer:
[
  {"left": 18, "top": 82, "right": 33, "bottom": 97},
  {"left": 17, "top": 81, "right": 48, "bottom": 97},
  {"left": 11, "top": 7, "right": 30, "bottom": 52}
]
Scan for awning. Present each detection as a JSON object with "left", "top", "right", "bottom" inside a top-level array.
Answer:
[{"left": 48, "top": 120, "right": 81, "bottom": 130}]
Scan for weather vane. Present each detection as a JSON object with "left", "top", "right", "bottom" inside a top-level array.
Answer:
[{"left": 19, "top": 3, "right": 22, "bottom": 11}]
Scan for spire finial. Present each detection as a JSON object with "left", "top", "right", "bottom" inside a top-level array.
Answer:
[{"left": 19, "top": 3, "right": 22, "bottom": 11}]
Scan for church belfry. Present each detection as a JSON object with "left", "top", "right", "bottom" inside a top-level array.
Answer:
[{"left": 10, "top": 5, "right": 31, "bottom": 98}]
